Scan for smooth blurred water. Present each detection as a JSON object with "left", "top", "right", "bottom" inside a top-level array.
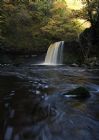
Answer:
[
  {"left": 44, "top": 41, "right": 64, "bottom": 65},
  {"left": 0, "top": 59, "right": 99, "bottom": 140}
]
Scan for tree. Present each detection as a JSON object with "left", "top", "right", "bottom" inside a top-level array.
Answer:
[
  {"left": 0, "top": 0, "right": 83, "bottom": 51},
  {"left": 79, "top": 0, "right": 99, "bottom": 62},
  {"left": 81, "top": 0, "right": 99, "bottom": 42},
  {"left": 81, "top": 0, "right": 99, "bottom": 27},
  {"left": 0, "top": 1, "right": 6, "bottom": 44}
]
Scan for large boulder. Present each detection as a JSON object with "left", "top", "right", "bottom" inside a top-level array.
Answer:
[{"left": 64, "top": 87, "right": 90, "bottom": 99}]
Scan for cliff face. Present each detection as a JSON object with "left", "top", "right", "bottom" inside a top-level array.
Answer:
[
  {"left": 63, "top": 41, "right": 82, "bottom": 64},
  {"left": 79, "top": 26, "right": 99, "bottom": 59},
  {"left": 63, "top": 23, "right": 99, "bottom": 65}
]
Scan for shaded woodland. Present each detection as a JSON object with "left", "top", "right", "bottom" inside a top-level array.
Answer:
[{"left": 0, "top": 0, "right": 99, "bottom": 64}]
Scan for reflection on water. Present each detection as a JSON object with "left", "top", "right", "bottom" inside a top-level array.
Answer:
[{"left": 0, "top": 63, "right": 99, "bottom": 140}]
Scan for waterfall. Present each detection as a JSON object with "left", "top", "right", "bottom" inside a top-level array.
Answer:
[{"left": 44, "top": 41, "right": 64, "bottom": 65}]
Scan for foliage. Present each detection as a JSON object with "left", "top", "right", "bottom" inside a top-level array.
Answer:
[
  {"left": 81, "top": 0, "right": 99, "bottom": 26},
  {"left": 41, "top": 1, "right": 81, "bottom": 41},
  {"left": 0, "top": 0, "right": 84, "bottom": 51},
  {"left": 79, "top": 0, "right": 99, "bottom": 61}
]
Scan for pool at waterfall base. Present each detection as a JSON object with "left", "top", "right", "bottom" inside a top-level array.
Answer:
[
  {"left": 0, "top": 41, "right": 99, "bottom": 140},
  {"left": 0, "top": 62, "right": 99, "bottom": 140}
]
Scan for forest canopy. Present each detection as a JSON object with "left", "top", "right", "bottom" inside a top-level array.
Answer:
[{"left": 0, "top": 0, "right": 98, "bottom": 52}]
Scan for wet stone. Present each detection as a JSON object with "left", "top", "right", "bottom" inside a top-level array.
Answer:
[
  {"left": 63, "top": 87, "right": 90, "bottom": 99},
  {"left": 44, "top": 85, "right": 49, "bottom": 89},
  {"left": 10, "top": 91, "right": 15, "bottom": 96},
  {"left": 29, "top": 80, "right": 33, "bottom": 83},
  {"left": 34, "top": 81, "right": 38, "bottom": 84},
  {"left": 36, "top": 90, "right": 41, "bottom": 95}
]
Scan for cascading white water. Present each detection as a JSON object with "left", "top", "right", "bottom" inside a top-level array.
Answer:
[{"left": 44, "top": 41, "right": 64, "bottom": 65}]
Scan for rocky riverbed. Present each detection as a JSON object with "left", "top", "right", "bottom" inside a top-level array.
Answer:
[{"left": 0, "top": 57, "right": 99, "bottom": 140}]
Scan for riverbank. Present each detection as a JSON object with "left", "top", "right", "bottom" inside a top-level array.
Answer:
[{"left": 0, "top": 44, "right": 99, "bottom": 69}]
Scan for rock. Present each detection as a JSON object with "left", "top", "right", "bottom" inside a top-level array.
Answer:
[
  {"left": 36, "top": 90, "right": 41, "bottom": 95},
  {"left": 71, "top": 63, "right": 79, "bottom": 67},
  {"left": 64, "top": 87, "right": 90, "bottom": 99}
]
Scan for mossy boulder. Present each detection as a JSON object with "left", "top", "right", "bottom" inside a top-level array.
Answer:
[{"left": 64, "top": 87, "right": 90, "bottom": 99}]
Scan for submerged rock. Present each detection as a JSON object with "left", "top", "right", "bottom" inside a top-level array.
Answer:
[{"left": 64, "top": 87, "right": 90, "bottom": 99}]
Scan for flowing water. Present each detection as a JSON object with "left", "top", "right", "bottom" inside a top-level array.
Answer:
[
  {"left": 44, "top": 41, "right": 64, "bottom": 65},
  {"left": 0, "top": 56, "right": 99, "bottom": 140}
]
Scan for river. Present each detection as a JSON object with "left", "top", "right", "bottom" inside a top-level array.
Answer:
[{"left": 0, "top": 56, "right": 99, "bottom": 140}]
